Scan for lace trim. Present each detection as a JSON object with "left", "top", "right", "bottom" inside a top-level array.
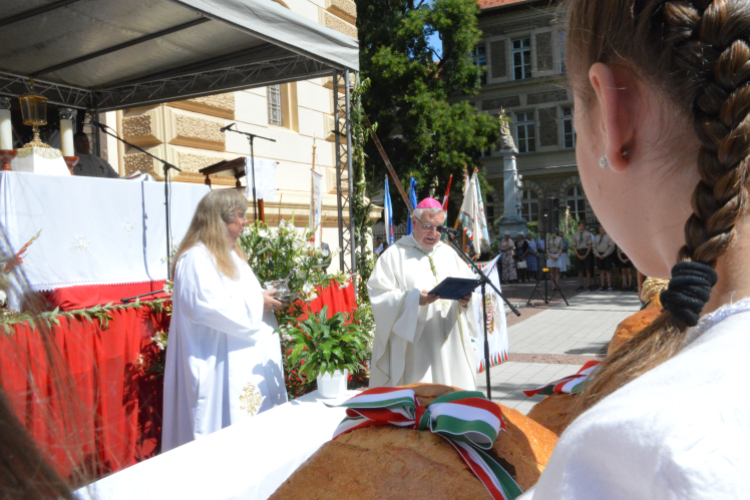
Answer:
[
  {"left": 684, "top": 296, "right": 750, "bottom": 345},
  {"left": 16, "top": 146, "right": 62, "bottom": 160}
]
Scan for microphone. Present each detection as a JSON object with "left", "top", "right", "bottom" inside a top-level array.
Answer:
[
  {"left": 436, "top": 225, "right": 460, "bottom": 237},
  {"left": 89, "top": 119, "right": 109, "bottom": 130},
  {"left": 220, "top": 122, "right": 235, "bottom": 132}
]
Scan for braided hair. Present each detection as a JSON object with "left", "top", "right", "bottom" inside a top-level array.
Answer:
[{"left": 566, "top": 0, "right": 750, "bottom": 409}]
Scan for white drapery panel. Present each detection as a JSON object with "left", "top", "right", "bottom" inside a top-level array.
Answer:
[{"left": 0, "top": 172, "right": 208, "bottom": 291}]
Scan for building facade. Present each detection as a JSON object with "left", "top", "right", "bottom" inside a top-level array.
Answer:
[
  {"left": 98, "top": 0, "right": 365, "bottom": 273},
  {"left": 473, "top": 0, "right": 595, "bottom": 230}
]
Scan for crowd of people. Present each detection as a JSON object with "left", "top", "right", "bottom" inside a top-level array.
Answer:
[{"left": 494, "top": 221, "right": 639, "bottom": 292}]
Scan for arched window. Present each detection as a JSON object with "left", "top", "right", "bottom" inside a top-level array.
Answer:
[
  {"left": 566, "top": 185, "right": 587, "bottom": 221},
  {"left": 521, "top": 189, "right": 538, "bottom": 222}
]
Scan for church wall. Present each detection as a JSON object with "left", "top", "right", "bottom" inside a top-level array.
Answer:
[{"left": 106, "top": 0, "right": 367, "bottom": 274}]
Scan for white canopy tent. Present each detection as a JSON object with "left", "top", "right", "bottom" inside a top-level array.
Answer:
[{"left": 0, "top": 0, "right": 359, "bottom": 110}]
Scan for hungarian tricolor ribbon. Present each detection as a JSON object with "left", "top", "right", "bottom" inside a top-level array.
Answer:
[
  {"left": 327, "top": 387, "right": 523, "bottom": 500},
  {"left": 523, "top": 360, "right": 602, "bottom": 397}
]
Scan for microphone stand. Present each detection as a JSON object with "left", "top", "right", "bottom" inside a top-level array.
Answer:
[
  {"left": 90, "top": 121, "right": 182, "bottom": 280},
  {"left": 223, "top": 124, "right": 276, "bottom": 221},
  {"left": 442, "top": 229, "right": 521, "bottom": 401}
]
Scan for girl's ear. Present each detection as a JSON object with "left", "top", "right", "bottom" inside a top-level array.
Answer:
[{"left": 589, "top": 63, "right": 639, "bottom": 173}]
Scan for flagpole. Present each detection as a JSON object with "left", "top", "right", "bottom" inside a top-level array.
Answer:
[{"left": 363, "top": 114, "right": 414, "bottom": 212}]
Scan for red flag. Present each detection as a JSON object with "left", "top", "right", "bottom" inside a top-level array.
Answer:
[{"left": 442, "top": 174, "right": 453, "bottom": 211}]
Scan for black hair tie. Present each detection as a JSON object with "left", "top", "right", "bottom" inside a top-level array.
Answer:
[{"left": 660, "top": 261, "right": 718, "bottom": 327}]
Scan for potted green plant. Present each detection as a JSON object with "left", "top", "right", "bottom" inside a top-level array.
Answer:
[{"left": 287, "top": 306, "right": 370, "bottom": 398}]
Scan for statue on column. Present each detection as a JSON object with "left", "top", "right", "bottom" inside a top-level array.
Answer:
[{"left": 497, "top": 110, "right": 527, "bottom": 236}]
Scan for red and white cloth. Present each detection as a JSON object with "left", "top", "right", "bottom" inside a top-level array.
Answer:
[{"left": 523, "top": 360, "right": 602, "bottom": 397}]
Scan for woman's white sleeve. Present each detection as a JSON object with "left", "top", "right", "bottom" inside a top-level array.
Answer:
[{"left": 176, "top": 251, "right": 265, "bottom": 342}]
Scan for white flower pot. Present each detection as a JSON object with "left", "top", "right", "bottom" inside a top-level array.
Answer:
[{"left": 316, "top": 369, "right": 349, "bottom": 399}]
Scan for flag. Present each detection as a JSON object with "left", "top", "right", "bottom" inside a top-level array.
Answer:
[
  {"left": 459, "top": 171, "right": 492, "bottom": 255},
  {"left": 384, "top": 176, "right": 395, "bottom": 245},
  {"left": 475, "top": 173, "right": 492, "bottom": 249},
  {"left": 309, "top": 170, "right": 323, "bottom": 247},
  {"left": 406, "top": 176, "right": 418, "bottom": 235},
  {"left": 442, "top": 174, "right": 453, "bottom": 211}
]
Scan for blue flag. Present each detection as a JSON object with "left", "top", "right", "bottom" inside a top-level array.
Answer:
[
  {"left": 384, "top": 176, "right": 394, "bottom": 245},
  {"left": 406, "top": 176, "right": 418, "bottom": 235}
]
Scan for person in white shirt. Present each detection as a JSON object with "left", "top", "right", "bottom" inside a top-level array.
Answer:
[
  {"left": 519, "top": 1, "right": 750, "bottom": 498},
  {"left": 593, "top": 226, "right": 615, "bottom": 291},
  {"left": 367, "top": 197, "right": 479, "bottom": 391},
  {"left": 162, "top": 189, "right": 287, "bottom": 451},
  {"left": 73, "top": 132, "right": 119, "bottom": 178},
  {"left": 374, "top": 236, "right": 384, "bottom": 256}
]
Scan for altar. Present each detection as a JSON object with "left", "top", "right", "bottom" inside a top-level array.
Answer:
[{"left": 75, "top": 390, "right": 359, "bottom": 500}]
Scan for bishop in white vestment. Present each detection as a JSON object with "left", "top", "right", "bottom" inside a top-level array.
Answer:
[
  {"left": 368, "top": 198, "right": 479, "bottom": 390},
  {"left": 162, "top": 190, "right": 287, "bottom": 452}
]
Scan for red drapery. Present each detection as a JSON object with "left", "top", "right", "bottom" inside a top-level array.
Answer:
[
  {"left": 298, "top": 281, "right": 357, "bottom": 320},
  {"left": 1, "top": 280, "right": 357, "bottom": 479},
  {"left": 0, "top": 306, "right": 169, "bottom": 479}
]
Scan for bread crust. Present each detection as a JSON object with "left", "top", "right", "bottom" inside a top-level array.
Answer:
[{"left": 270, "top": 384, "right": 557, "bottom": 499}]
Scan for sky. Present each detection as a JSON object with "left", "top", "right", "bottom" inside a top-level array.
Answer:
[{"left": 425, "top": 0, "right": 443, "bottom": 60}]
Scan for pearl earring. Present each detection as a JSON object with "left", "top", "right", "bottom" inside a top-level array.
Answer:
[{"left": 599, "top": 156, "right": 609, "bottom": 169}]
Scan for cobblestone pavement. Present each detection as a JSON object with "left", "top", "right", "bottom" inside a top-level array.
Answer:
[{"left": 477, "top": 290, "right": 641, "bottom": 415}]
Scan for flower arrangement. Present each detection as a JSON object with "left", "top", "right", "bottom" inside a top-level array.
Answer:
[{"left": 239, "top": 217, "right": 346, "bottom": 300}]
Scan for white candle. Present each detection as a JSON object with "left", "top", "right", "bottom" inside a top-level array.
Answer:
[
  {"left": 0, "top": 109, "right": 11, "bottom": 150},
  {"left": 60, "top": 118, "right": 74, "bottom": 156}
]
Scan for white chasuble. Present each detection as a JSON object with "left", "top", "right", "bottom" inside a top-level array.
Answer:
[
  {"left": 368, "top": 235, "right": 480, "bottom": 390},
  {"left": 162, "top": 243, "right": 288, "bottom": 452}
]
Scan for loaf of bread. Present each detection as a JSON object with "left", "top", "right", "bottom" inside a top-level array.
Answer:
[
  {"left": 269, "top": 383, "right": 558, "bottom": 499},
  {"left": 607, "top": 306, "right": 662, "bottom": 356},
  {"left": 526, "top": 393, "right": 579, "bottom": 436}
]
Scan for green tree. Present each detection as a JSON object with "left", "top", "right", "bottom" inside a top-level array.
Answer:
[{"left": 357, "top": 0, "right": 501, "bottom": 221}]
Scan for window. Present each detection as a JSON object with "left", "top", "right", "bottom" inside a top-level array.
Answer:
[
  {"left": 486, "top": 194, "right": 495, "bottom": 222},
  {"left": 268, "top": 85, "right": 282, "bottom": 125},
  {"left": 566, "top": 185, "right": 587, "bottom": 221},
  {"left": 522, "top": 189, "right": 539, "bottom": 222},
  {"left": 562, "top": 106, "right": 576, "bottom": 149},
  {"left": 559, "top": 32, "right": 567, "bottom": 73},
  {"left": 472, "top": 45, "right": 487, "bottom": 85},
  {"left": 512, "top": 38, "right": 532, "bottom": 80},
  {"left": 515, "top": 111, "right": 536, "bottom": 154}
]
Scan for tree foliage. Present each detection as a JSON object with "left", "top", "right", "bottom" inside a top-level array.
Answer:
[{"left": 357, "top": 0, "right": 501, "bottom": 221}]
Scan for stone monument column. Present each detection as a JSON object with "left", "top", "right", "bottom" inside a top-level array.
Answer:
[{"left": 497, "top": 120, "right": 527, "bottom": 237}]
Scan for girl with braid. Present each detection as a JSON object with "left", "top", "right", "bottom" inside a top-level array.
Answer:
[{"left": 521, "top": 1, "right": 750, "bottom": 498}]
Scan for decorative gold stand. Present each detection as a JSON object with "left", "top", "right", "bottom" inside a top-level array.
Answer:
[
  {"left": 63, "top": 155, "right": 79, "bottom": 175},
  {"left": 0, "top": 149, "right": 17, "bottom": 171}
]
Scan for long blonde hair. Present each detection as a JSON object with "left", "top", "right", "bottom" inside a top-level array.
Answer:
[
  {"left": 566, "top": 0, "right": 750, "bottom": 409},
  {"left": 173, "top": 189, "right": 249, "bottom": 279}
]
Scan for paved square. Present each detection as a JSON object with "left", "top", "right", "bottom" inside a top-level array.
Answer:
[{"left": 477, "top": 291, "right": 641, "bottom": 413}]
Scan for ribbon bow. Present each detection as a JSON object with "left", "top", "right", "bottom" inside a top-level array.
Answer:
[
  {"left": 523, "top": 360, "right": 601, "bottom": 397},
  {"left": 329, "top": 387, "right": 522, "bottom": 500}
]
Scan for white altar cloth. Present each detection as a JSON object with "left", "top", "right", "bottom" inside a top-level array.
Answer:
[
  {"left": 0, "top": 171, "right": 209, "bottom": 291},
  {"left": 11, "top": 146, "right": 71, "bottom": 176},
  {"left": 75, "top": 390, "right": 358, "bottom": 500}
]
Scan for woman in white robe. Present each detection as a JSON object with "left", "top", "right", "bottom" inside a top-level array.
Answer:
[{"left": 162, "top": 189, "right": 287, "bottom": 452}]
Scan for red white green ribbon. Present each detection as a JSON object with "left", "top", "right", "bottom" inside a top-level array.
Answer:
[
  {"left": 523, "top": 360, "right": 601, "bottom": 397},
  {"left": 328, "top": 387, "right": 523, "bottom": 500}
]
